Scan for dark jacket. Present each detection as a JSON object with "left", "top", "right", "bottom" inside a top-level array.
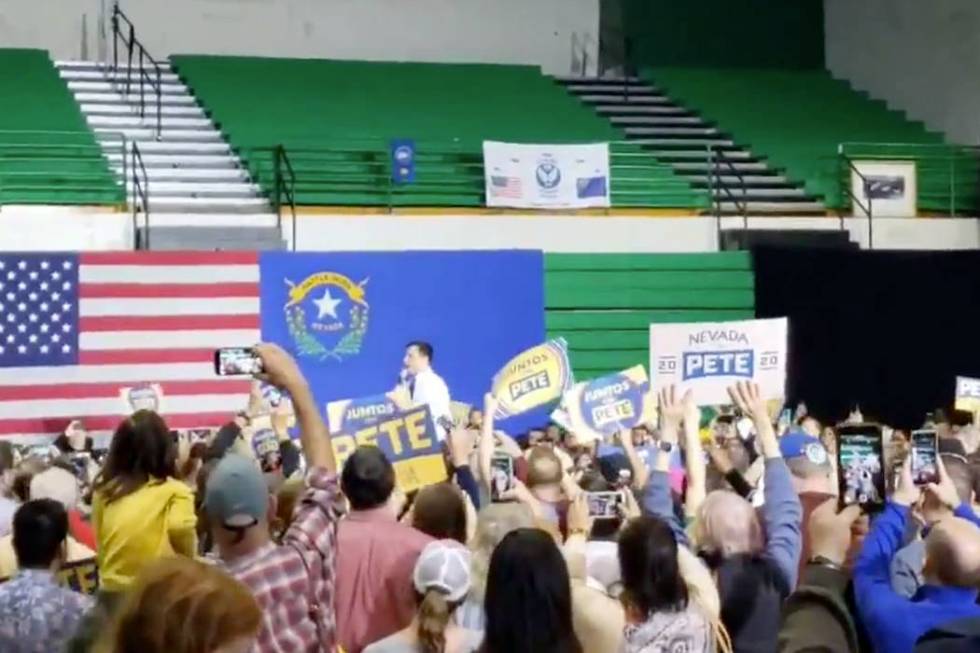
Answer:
[{"left": 778, "top": 563, "right": 858, "bottom": 653}]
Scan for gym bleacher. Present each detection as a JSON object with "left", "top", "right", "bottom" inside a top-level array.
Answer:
[
  {"left": 170, "top": 55, "right": 706, "bottom": 209},
  {"left": 0, "top": 49, "right": 121, "bottom": 205},
  {"left": 649, "top": 67, "right": 979, "bottom": 213}
]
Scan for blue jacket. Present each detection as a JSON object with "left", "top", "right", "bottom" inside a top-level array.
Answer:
[
  {"left": 643, "top": 457, "right": 802, "bottom": 653},
  {"left": 854, "top": 502, "right": 980, "bottom": 653}
]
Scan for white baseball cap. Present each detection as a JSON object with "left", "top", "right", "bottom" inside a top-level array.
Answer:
[{"left": 413, "top": 540, "right": 472, "bottom": 603}]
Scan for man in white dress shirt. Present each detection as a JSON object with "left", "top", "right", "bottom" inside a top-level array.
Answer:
[{"left": 401, "top": 341, "right": 452, "bottom": 440}]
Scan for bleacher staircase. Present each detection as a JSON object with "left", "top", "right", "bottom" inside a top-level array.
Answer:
[
  {"left": 556, "top": 76, "right": 826, "bottom": 215},
  {"left": 55, "top": 60, "right": 285, "bottom": 250}
]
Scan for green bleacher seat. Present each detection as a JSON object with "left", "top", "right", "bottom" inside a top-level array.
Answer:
[
  {"left": 648, "top": 68, "right": 978, "bottom": 213},
  {"left": 171, "top": 56, "right": 706, "bottom": 209},
  {"left": 544, "top": 252, "right": 755, "bottom": 379},
  {"left": 0, "top": 49, "right": 122, "bottom": 205}
]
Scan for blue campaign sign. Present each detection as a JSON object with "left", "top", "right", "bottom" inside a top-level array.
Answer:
[
  {"left": 259, "top": 251, "right": 546, "bottom": 433},
  {"left": 391, "top": 139, "right": 416, "bottom": 184}
]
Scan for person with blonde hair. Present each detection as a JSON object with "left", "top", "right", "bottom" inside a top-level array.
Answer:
[
  {"left": 364, "top": 540, "right": 482, "bottom": 653},
  {"left": 95, "top": 556, "right": 261, "bottom": 653},
  {"left": 455, "top": 502, "right": 535, "bottom": 630}
]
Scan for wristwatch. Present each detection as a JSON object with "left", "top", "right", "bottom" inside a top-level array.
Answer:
[
  {"left": 657, "top": 441, "right": 676, "bottom": 454},
  {"left": 808, "top": 555, "right": 842, "bottom": 572}
]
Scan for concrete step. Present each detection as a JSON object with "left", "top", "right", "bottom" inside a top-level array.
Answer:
[
  {"left": 708, "top": 187, "right": 809, "bottom": 199},
  {"left": 578, "top": 94, "right": 672, "bottom": 105},
  {"left": 618, "top": 126, "right": 720, "bottom": 137},
  {"left": 67, "top": 80, "right": 188, "bottom": 95},
  {"left": 145, "top": 197, "right": 271, "bottom": 214},
  {"left": 623, "top": 130, "right": 733, "bottom": 143},
  {"left": 107, "top": 152, "right": 238, "bottom": 169},
  {"left": 87, "top": 115, "right": 212, "bottom": 129},
  {"left": 719, "top": 200, "right": 826, "bottom": 214},
  {"left": 648, "top": 148, "right": 753, "bottom": 160},
  {"left": 81, "top": 103, "right": 205, "bottom": 117},
  {"left": 553, "top": 75, "right": 641, "bottom": 83},
  {"left": 61, "top": 69, "right": 182, "bottom": 83},
  {"left": 94, "top": 126, "right": 223, "bottom": 143},
  {"left": 595, "top": 104, "right": 689, "bottom": 116},
  {"left": 684, "top": 174, "right": 791, "bottom": 186},
  {"left": 114, "top": 166, "right": 247, "bottom": 182},
  {"left": 56, "top": 60, "right": 173, "bottom": 73},
  {"left": 104, "top": 140, "right": 232, "bottom": 155},
  {"left": 74, "top": 91, "right": 195, "bottom": 105},
  {"left": 126, "top": 181, "right": 259, "bottom": 198},
  {"left": 672, "top": 161, "right": 771, "bottom": 174},
  {"left": 137, "top": 225, "right": 286, "bottom": 251},
  {"left": 565, "top": 83, "right": 657, "bottom": 94},
  {"left": 628, "top": 137, "right": 738, "bottom": 149},
  {"left": 608, "top": 115, "right": 706, "bottom": 126}
]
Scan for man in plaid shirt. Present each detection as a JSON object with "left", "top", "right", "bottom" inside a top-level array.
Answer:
[{"left": 205, "top": 344, "right": 343, "bottom": 652}]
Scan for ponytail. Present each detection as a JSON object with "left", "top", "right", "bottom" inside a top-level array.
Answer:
[{"left": 417, "top": 589, "right": 451, "bottom": 653}]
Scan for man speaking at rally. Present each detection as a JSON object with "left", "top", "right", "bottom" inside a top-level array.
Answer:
[{"left": 398, "top": 341, "right": 452, "bottom": 439}]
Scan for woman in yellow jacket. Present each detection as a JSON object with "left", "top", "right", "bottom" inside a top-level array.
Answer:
[{"left": 92, "top": 410, "right": 197, "bottom": 593}]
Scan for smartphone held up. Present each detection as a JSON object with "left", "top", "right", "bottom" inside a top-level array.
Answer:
[
  {"left": 910, "top": 429, "right": 939, "bottom": 486},
  {"left": 214, "top": 347, "right": 264, "bottom": 377},
  {"left": 836, "top": 424, "right": 886, "bottom": 512}
]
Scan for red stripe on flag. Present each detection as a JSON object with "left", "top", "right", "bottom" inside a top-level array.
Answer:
[
  {"left": 0, "top": 412, "right": 239, "bottom": 436},
  {"left": 0, "top": 379, "right": 251, "bottom": 402},
  {"left": 79, "top": 314, "right": 260, "bottom": 332},
  {"left": 79, "top": 283, "right": 259, "bottom": 298},
  {"left": 80, "top": 252, "right": 259, "bottom": 266},
  {"left": 79, "top": 349, "right": 216, "bottom": 365}
]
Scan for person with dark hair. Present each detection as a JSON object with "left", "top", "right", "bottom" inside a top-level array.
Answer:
[
  {"left": 618, "top": 516, "right": 713, "bottom": 652},
  {"left": 337, "top": 446, "right": 433, "bottom": 652},
  {"left": 412, "top": 482, "right": 468, "bottom": 544},
  {"left": 0, "top": 441, "right": 16, "bottom": 538},
  {"left": 205, "top": 344, "right": 343, "bottom": 652},
  {"left": 400, "top": 340, "right": 452, "bottom": 439},
  {"left": 0, "top": 499, "right": 93, "bottom": 652},
  {"left": 92, "top": 409, "right": 197, "bottom": 592},
  {"left": 480, "top": 528, "right": 582, "bottom": 653},
  {"left": 364, "top": 540, "right": 482, "bottom": 653}
]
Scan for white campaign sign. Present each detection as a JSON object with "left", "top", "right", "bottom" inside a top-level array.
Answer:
[
  {"left": 483, "top": 141, "right": 611, "bottom": 209},
  {"left": 649, "top": 317, "right": 788, "bottom": 406}
]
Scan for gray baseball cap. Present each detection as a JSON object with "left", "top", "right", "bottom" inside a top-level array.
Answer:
[{"left": 204, "top": 454, "right": 269, "bottom": 529}]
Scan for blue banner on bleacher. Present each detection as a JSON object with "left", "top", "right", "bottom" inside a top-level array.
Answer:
[{"left": 391, "top": 139, "right": 416, "bottom": 184}]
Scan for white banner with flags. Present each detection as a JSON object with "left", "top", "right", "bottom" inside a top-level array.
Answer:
[
  {"left": 482, "top": 141, "right": 611, "bottom": 209},
  {"left": 649, "top": 317, "right": 788, "bottom": 406}
]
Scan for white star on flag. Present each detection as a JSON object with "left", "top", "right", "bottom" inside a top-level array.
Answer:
[{"left": 313, "top": 288, "right": 342, "bottom": 320}]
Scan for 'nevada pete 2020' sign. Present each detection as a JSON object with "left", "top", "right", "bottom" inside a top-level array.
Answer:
[
  {"left": 650, "top": 318, "right": 788, "bottom": 406},
  {"left": 491, "top": 338, "right": 573, "bottom": 418},
  {"left": 564, "top": 365, "right": 656, "bottom": 441},
  {"left": 326, "top": 393, "right": 447, "bottom": 492}
]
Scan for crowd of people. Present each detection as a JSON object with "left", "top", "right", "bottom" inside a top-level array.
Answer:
[{"left": 1, "top": 342, "right": 979, "bottom": 652}]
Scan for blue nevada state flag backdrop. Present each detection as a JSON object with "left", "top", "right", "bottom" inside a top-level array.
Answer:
[{"left": 259, "top": 251, "right": 545, "bottom": 432}]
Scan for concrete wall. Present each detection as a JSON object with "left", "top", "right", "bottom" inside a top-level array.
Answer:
[
  {"left": 0, "top": 0, "right": 598, "bottom": 74},
  {"left": 2, "top": 206, "right": 978, "bottom": 252},
  {"left": 825, "top": 0, "right": 980, "bottom": 145}
]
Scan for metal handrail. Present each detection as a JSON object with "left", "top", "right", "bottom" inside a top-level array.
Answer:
[
  {"left": 131, "top": 141, "right": 150, "bottom": 249},
  {"left": 838, "top": 151, "right": 874, "bottom": 249},
  {"left": 709, "top": 145, "right": 748, "bottom": 225},
  {"left": 273, "top": 144, "right": 297, "bottom": 251},
  {"left": 110, "top": 3, "right": 163, "bottom": 138}
]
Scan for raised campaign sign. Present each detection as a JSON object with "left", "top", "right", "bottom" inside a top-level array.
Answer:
[
  {"left": 955, "top": 376, "right": 980, "bottom": 414},
  {"left": 491, "top": 339, "right": 573, "bottom": 418},
  {"left": 326, "top": 393, "right": 447, "bottom": 492},
  {"left": 564, "top": 365, "right": 656, "bottom": 441},
  {"left": 650, "top": 318, "right": 788, "bottom": 406}
]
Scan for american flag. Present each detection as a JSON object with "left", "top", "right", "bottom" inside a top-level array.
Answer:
[
  {"left": 0, "top": 252, "right": 258, "bottom": 441},
  {"left": 489, "top": 175, "right": 523, "bottom": 199}
]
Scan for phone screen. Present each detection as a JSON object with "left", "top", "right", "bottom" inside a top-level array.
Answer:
[
  {"left": 837, "top": 426, "right": 885, "bottom": 511},
  {"left": 586, "top": 491, "right": 623, "bottom": 519},
  {"left": 911, "top": 429, "right": 939, "bottom": 485},
  {"left": 214, "top": 348, "right": 263, "bottom": 376},
  {"left": 490, "top": 455, "right": 514, "bottom": 502}
]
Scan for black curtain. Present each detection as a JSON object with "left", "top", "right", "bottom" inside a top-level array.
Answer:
[{"left": 752, "top": 247, "right": 980, "bottom": 429}]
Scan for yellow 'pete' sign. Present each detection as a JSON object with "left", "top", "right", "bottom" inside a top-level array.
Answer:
[
  {"left": 327, "top": 394, "right": 447, "bottom": 492},
  {"left": 491, "top": 338, "right": 573, "bottom": 418}
]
